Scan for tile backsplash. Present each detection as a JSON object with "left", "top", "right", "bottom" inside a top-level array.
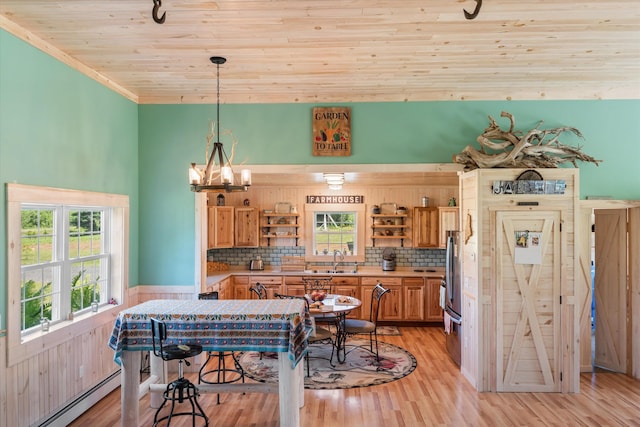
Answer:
[{"left": 208, "top": 247, "right": 445, "bottom": 269}]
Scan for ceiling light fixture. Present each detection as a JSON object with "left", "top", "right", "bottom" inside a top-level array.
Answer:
[
  {"left": 189, "top": 56, "right": 251, "bottom": 192},
  {"left": 324, "top": 173, "right": 344, "bottom": 190}
]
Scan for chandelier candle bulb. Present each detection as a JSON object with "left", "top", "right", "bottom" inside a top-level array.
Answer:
[
  {"left": 241, "top": 169, "right": 252, "bottom": 186},
  {"left": 221, "top": 166, "right": 233, "bottom": 184},
  {"left": 189, "top": 163, "right": 202, "bottom": 184}
]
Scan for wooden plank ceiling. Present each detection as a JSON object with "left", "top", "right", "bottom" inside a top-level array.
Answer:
[{"left": 1, "top": 1, "right": 639, "bottom": 105}]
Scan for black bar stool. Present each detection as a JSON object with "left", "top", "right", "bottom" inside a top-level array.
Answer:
[
  {"left": 150, "top": 317, "right": 209, "bottom": 427},
  {"left": 197, "top": 291, "right": 245, "bottom": 404}
]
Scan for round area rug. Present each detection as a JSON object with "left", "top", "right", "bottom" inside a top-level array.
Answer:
[{"left": 238, "top": 338, "right": 417, "bottom": 390}]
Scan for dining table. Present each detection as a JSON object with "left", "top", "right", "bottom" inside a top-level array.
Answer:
[
  {"left": 308, "top": 294, "right": 361, "bottom": 364},
  {"left": 108, "top": 298, "right": 312, "bottom": 427}
]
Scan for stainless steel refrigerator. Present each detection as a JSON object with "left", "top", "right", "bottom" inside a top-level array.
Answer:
[{"left": 444, "top": 230, "right": 462, "bottom": 366}]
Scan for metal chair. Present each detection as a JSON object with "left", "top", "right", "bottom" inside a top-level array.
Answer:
[
  {"left": 197, "top": 291, "right": 245, "bottom": 404},
  {"left": 342, "top": 282, "right": 390, "bottom": 361},
  {"left": 302, "top": 276, "right": 339, "bottom": 328},
  {"left": 274, "top": 293, "right": 335, "bottom": 375},
  {"left": 302, "top": 276, "right": 333, "bottom": 294},
  {"left": 150, "top": 317, "right": 209, "bottom": 427}
]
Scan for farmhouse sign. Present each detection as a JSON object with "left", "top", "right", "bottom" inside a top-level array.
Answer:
[
  {"left": 312, "top": 107, "right": 351, "bottom": 156},
  {"left": 306, "top": 195, "right": 364, "bottom": 204}
]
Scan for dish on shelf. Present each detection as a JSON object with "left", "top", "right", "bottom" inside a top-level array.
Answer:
[
  {"left": 380, "top": 203, "right": 397, "bottom": 214},
  {"left": 275, "top": 202, "right": 291, "bottom": 214}
]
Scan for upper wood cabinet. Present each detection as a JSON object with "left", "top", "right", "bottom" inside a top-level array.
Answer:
[
  {"left": 413, "top": 207, "right": 439, "bottom": 248},
  {"left": 208, "top": 206, "right": 235, "bottom": 248},
  {"left": 438, "top": 207, "right": 459, "bottom": 248},
  {"left": 235, "top": 207, "right": 259, "bottom": 247}
]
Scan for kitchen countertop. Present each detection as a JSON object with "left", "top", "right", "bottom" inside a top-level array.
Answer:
[{"left": 207, "top": 266, "right": 445, "bottom": 286}]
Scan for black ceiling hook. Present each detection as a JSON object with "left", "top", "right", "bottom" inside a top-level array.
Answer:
[
  {"left": 152, "top": 0, "right": 166, "bottom": 24},
  {"left": 464, "top": 0, "right": 482, "bottom": 20}
]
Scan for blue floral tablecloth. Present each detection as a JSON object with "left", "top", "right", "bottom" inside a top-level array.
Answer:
[{"left": 109, "top": 299, "right": 311, "bottom": 368}]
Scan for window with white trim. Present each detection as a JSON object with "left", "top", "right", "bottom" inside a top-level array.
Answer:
[
  {"left": 20, "top": 205, "right": 110, "bottom": 333},
  {"left": 304, "top": 203, "right": 366, "bottom": 263},
  {"left": 312, "top": 211, "right": 357, "bottom": 256},
  {"left": 6, "top": 184, "right": 128, "bottom": 366}
]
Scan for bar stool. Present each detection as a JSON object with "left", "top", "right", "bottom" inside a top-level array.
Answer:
[
  {"left": 197, "top": 291, "right": 245, "bottom": 404},
  {"left": 150, "top": 317, "right": 208, "bottom": 427}
]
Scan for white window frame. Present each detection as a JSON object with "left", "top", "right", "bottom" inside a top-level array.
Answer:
[
  {"left": 19, "top": 204, "right": 111, "bottom": 333},
  {"left": 6, "top": 184, "right": 129, "bottom": 366},
  {"left": 304, "top": 203, "right": 366, "bottom": 264}
]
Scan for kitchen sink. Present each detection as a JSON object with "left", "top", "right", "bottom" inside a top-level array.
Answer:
[{"left": 307, "top": 269, "right": 356, "bottom": 274}]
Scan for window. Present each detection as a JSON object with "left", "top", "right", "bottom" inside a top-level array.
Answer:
[
  {"left": 6, "top": 184, "right": 128, "bottom": 366},
  {"left": 313, "top": 211, "right": 356, "bottom": 256},
  {"left": 20, "top": 205, "right": 110, "bottom": 333},
  {"left": 304, "top": 203, "right": 366, "bottom": 263}
]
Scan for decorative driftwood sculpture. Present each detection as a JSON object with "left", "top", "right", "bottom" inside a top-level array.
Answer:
[{"left": 453, "top": 111, "right": 601, "bottom": 170}]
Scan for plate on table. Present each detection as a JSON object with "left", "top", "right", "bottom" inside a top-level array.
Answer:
[{"left": 334, "top": 296, "right": 355, "bottom": 305}]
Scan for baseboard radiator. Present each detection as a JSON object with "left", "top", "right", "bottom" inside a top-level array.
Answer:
[{"left": 35, "top": 370, "right": 121, "bottom": 427}]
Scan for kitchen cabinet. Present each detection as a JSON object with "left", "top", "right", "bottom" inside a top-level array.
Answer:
[
  {"left": 233, "top": 275, "right": 251, "bottom": 299},
  {"left": 438, "top": 207, "right": 459, "bottom": 248},
  {"left": 371, "top": 213, "right": 409, "bottom": 247},
  {"left": 283, "top": 276, "right": 306, "bottom": 296},
  {"left": 361, "top": 277, "right": 402, "bottom": 321},
  {"left": 262, "top": 213, "right": 300, "bottom": 246},
  {"left": 403, "top": 277, "right": 425, "bottom": 321},
  {"left": 235, "top": 207, "right": 259, "bottom": 247},
  {"left": 208, "top": 206, "right": 235, "bottom": 248},
  {"left": 331, "top": 277, "right": 361, "bottom": 319},
  {"left": 248, "top": 275, "right": 283, "bottom": 298},
  {"left": 425, "top": 278, "right": 444, "bottom": 322},
  {"left": 217, "top": 277, "right": 232, "bottom": 300},
  {"left": 413, "top": 207, "right": 439, "bottom": 248}
]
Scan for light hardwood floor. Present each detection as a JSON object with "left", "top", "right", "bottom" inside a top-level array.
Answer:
[{"left": 70, "top": 327, "right": 640, "bottom": 426}]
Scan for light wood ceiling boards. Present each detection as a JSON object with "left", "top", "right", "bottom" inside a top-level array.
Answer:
[{"left": 1, "top": 1, "right": 639, "bottom": 104}]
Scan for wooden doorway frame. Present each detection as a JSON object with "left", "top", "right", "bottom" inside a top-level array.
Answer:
[{"left": 577, "top": 200, "right": 640, "bottom": 379}]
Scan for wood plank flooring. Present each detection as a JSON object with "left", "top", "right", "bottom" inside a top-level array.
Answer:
[{"left": 69, "top": 327, "right": 640, "bottom": 426}]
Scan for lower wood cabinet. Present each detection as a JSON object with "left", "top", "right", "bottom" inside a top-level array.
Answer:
[
  {"left": 228, "top": 273, "right": 443, "bottom": 323},
  {"left": 361, "top": 277, "right": 403, "bottom": 321},
  {"left": 217, "top": 277, "right": 232, "bottom": 300},
  {"left": 425, "top": 278, "right": 444, "bottom": 322},
  {"left": 403, "top": 277, "right": 425, "bottom": 321},
  {"left": 283, "top": 275, "right": 306, "bottom": 296},
  {"left": 331, "top": 277, "right": 361, "bottom": 319},
  {"left": 233, "top": 276, "right": 251, "bottom": 299},
  {"left": 248, "top": 275, "right": 283, "bottom": 299}
]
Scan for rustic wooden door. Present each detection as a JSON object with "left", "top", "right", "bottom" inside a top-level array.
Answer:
[
  {"left": 494, "top": 209, "right": 562, "bottom": 392},
  {"left": 594, "top": 209, "right": 627, "bottom": 373}
]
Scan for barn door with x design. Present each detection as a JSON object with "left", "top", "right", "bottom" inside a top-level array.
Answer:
[{"left": 494, "top": 209, "right": 563, "bottom": 392}]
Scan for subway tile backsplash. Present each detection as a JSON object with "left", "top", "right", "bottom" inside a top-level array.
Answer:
[{"left": 208, "top": 247, "right": 445, "bottom": 269}]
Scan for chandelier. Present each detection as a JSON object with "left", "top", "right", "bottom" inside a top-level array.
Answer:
[{"left": 189, "top": 56, "right": 251, "bottom": 192}]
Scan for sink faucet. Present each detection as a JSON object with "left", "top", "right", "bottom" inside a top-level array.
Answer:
[{"left": 333, "top": 250, "right": 344, "bottom": 271}]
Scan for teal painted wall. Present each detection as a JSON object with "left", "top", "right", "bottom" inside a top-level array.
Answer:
[
  {"left": 2, "top": 29, "right": 639, "bottom": 304},
  {"left": 0, "top": 31, "right": 140, "bottom": 328},
  {"left": 139, "top": 100, "right": 639, "bottom": 286}
]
